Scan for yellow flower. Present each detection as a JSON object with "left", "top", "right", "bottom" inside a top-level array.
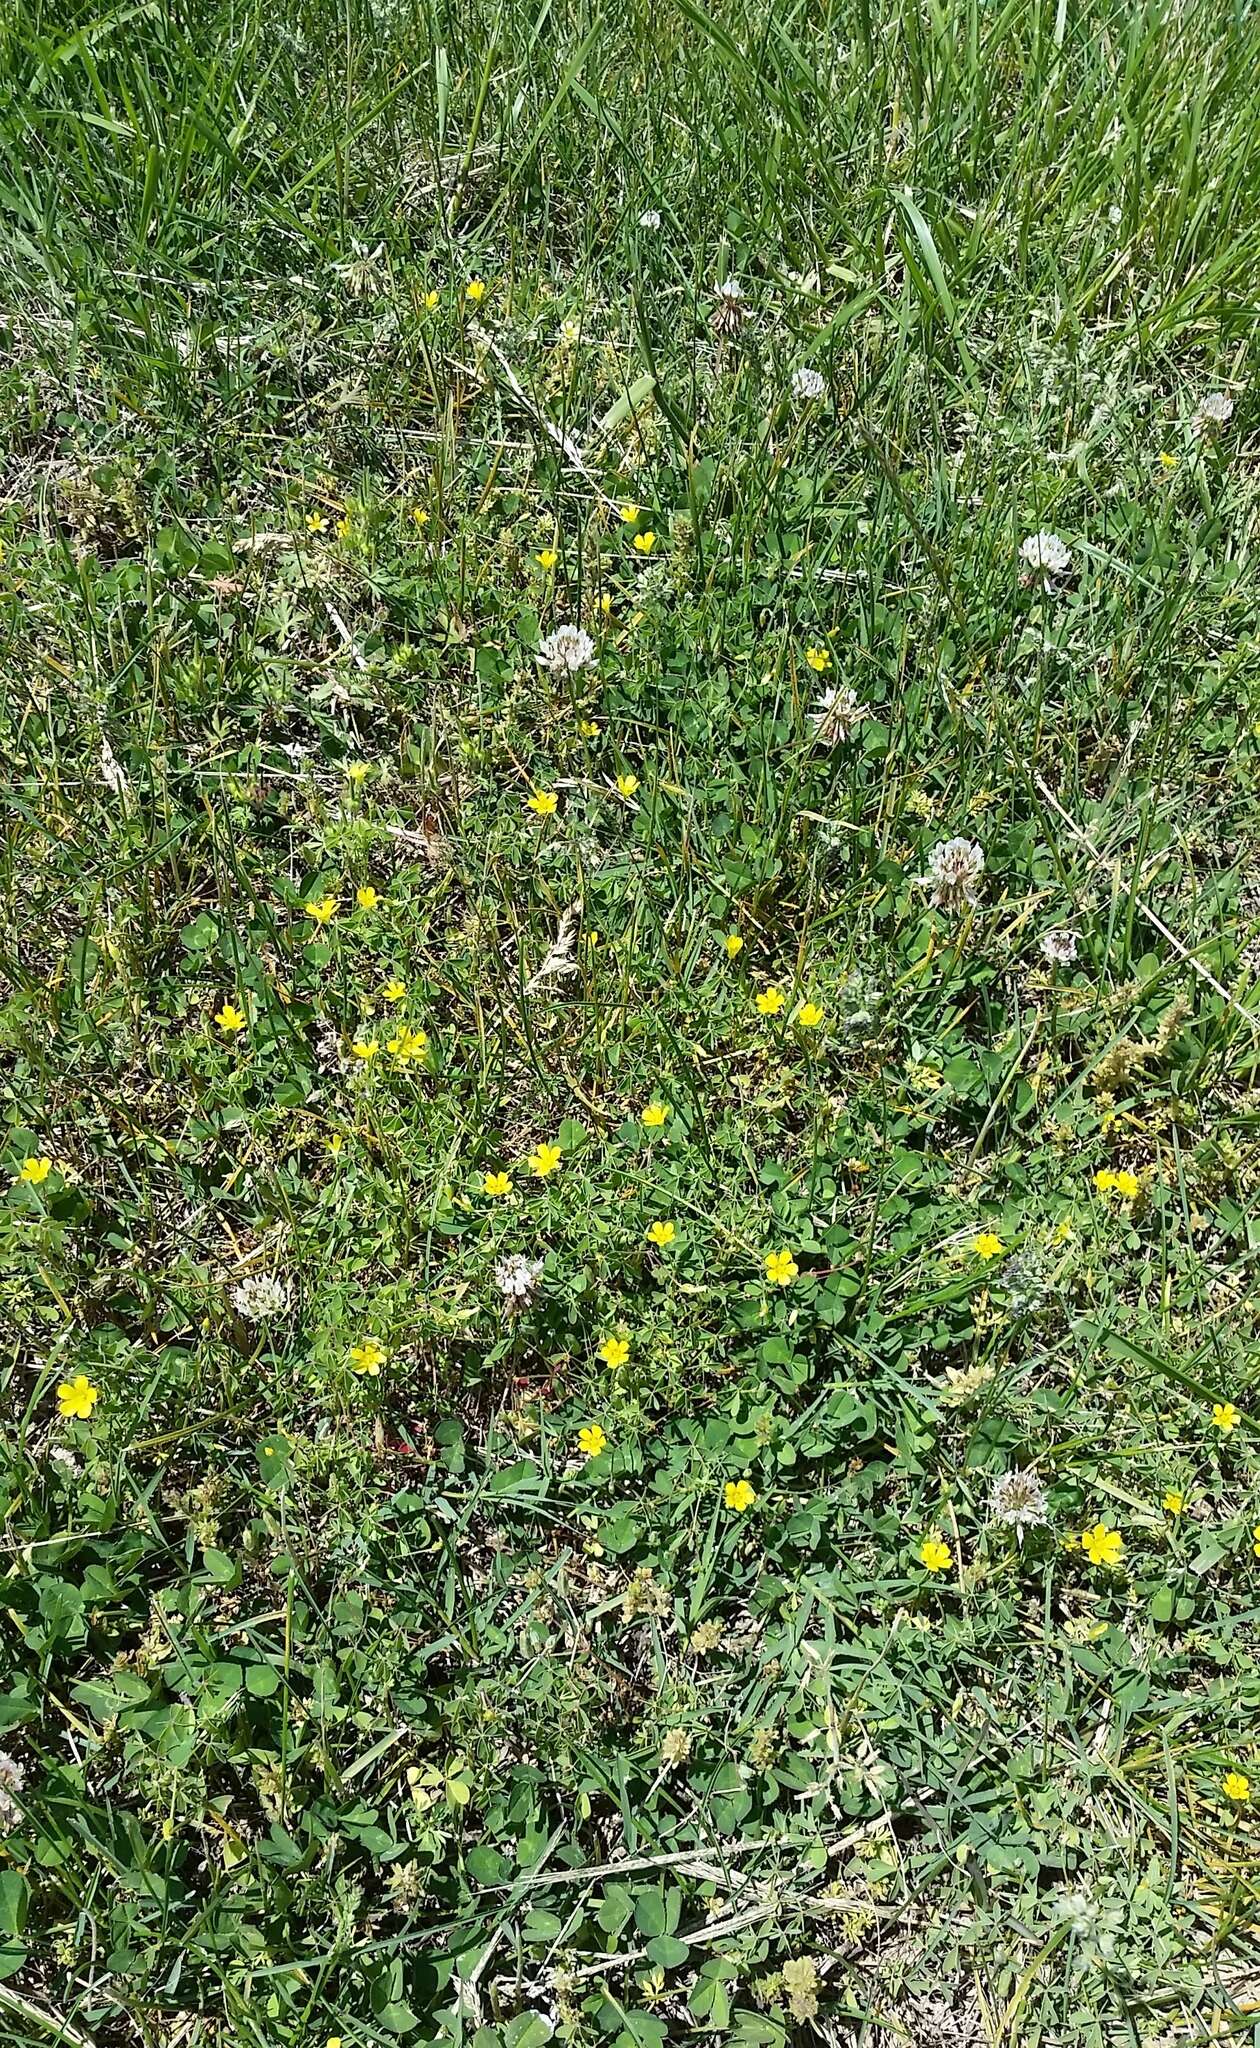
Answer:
[
  {"left": 615, "top": 772, "right": 639, "bottom": 798},
  {"left": 349, "top": 1338, "right": 387, "bottom": 1377},
  {"left": 1222, "top": 1770, "right": 1250, "bottom": 1802},
  {"left": 57, "top": 1374, "right": 99, "bottom": 1420},
  {"left": 424, "top": 289, "right": 439, "bottom": 310},
  {"left": 919, "top": 1535, "right": 953, "bottom": 1574},
  {"left": 725, "top": 1479, "right": 756, "bottom": 1512},
  {"left": 536, "top": 548, "right": 558, "bottom": 571},
  {"left": 973, "top": 1232, "right": 1005, "bottom": 1260},
  {"left": 1158, "top": 449, "right": 1178, "bottom": 470},
  {"left": 805, "top": 645, "right": 831, "bottom": 673},
  {"left": 411, "top": 505, "right": 430, "bottom": 526},
  {"left": 1253, "top": 1522, "right": 1260, "bottom": 1559},
  {"left": 306, "top": 510, "right": 328, "bottom": 533},
  {"left": 619, "top": 503, "right": 640, "bottom": 523},
  {"left": 598, "top": 1336, "right": 630, "bottom": 1369},
  {"left": 642, "top": 1102, "right": 669, "bottom": 1128},
  {"left": 646, "top": 1220, "right": 676, "bottom": 1247},
  {"left": 599, "top": 593, "right": 613, "bottom": 615},
  {"left": 306, "top": 895, "right": 338, "bottom": 925},
  {"left": 345, "top": 760, "right": 370, "bottom": 782},
  {"left": 796, "top": 1001, "right": 824, "bottom": 1029},
  {"left": 579, "top": 719, "right": 600, "bottom": 737},
  {"left": 1211, "top": 1401, "right": 1240, "bottom": 1433},
  {"left": 1093, "top": 1168, "right": 1116, "bottom": 1192},
  {"left": 483, "top": 1170, "right": 513, "bottom": 1197},
  {"left": 383, "top": 979, "right": 407, "bottom": 1002},
  {"left": 351, "top": 1038, "right": 379, "bottom": 1061},
  {"left": 213, "top": 998, "right": 245, "bottom": 1033},
  {"left": 528, "top": 1141, "right": 562, "bottom": 1178},
  {"left": 1080, "top": 1521, "right": 1123, "bottom": 1568},
  {"left": 578, "top": 1423, "right": 607, "bottom": 1459},
  {"left": 1162, "top": 1490, "right": 1184, "bottom": 1514},
  {"left": 724, "top": 932, "right": 743, "bottom": 959},
  {"left": 465, "top": 278, "right": 487, "bottom": 302},
  {"left": 336, "top": 516, "right": 352, "bottom": 541},
  {"left": 1113, "top": 1169, "right": 1140, "bottom": 1200},
  {"left": 386, "top": 1027, "right": 428, "bottom": 1064},
  {"left": 18, "top": 1157, "right": 53, "bottom": 1185},
  {"left": 765, "top": 1248, "right": 799, "bottom": 1286},
  {"left": 633, "top": 531, "right": 655, "bottom": 553},
  {"left": 355, "top": 885, "right": 380, "bottom": 911},
  {"left": 756, "top": 985, "right": 785, "bottom": 1016},
  {"left": 526, "top": 789, "right": 559, "bottom": 817}
]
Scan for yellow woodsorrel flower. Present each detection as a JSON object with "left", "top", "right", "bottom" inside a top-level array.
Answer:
[
  {"left": 528, "top": 1141, "right": 562, "bottom": 1178},
  {"left": 464, "top": 277, "right": 487, "bottom": 302},
  {"left": 57, "top": 1374, "right": 99, "bottom": 1419},
  {"left": 351, "top": 1038, "right": 379, "bottom": 1062},
  {"left": 306, "top": 895, "right": 338, "bottom": 925},
  {"left": 483, "top": 1171, "right": 513, "bottom": 1197},
  {"left": 1080, "top": 1521, "right": 1123, "bottom": 1568},
  {"left": 1162, "top": 1489, "right": 1185, "bottom": 1514},
  {"left": 387, "top": 1027, "right": 428, "bottom": 1064},
  {"left": 355, "top": 885, "right": 380, "bottom": 911},
  {"left": 526, "top": 789, "right": 558, "bottom": 817},
  {"left": 642, "top": 1101, "right": 669, "bottom": 1128},
  {"left": 349, "top": 1338, "right": 387, "bottom": 1377},
  {"left": 578, "top": 1423, "right": 607, "bottom": 1459},
  {"left": 383, "top": 979, "right": 407, "bottom": 1002},
  {"left": 973, "top": 1232, "right": 1005, "bottom": 1260},
  {"left": 756, "top": 985, "right": 785, "bottom": 1016},
  {"left": 18, "top": 1157, "right": 53, "bottom": 1184},
  {"left": 1211, "top": 1401, "right": 1240, "bottom": 1433},
  {"left": 619, "top": 503, "right": 639, "bottom": 523},
  {"left": 646, "top": 1220, "right": 676, "bottom": 1247},
  {"left": 725, "top": 932, "right": 743, "bottom": 959},
  {"left": 598, "top": 1336, "right": 630, "bottom": 1369},
  {"left": 1222, "top": 1770, "right": 1250, "bottom": 1802},
  {"left": 725, "top": 1479, "right": 756, "bottom": 1512},
  {"left": 919, "top": 1535, "right": 953, "bottom": 1573},
  {"left": 805, "top": 645, "right": 831, "bottom": 673},
  {"left": 615, "top": 772, "right": 639, "bottom": 798},
  {"left": 633, "top": 531, "right": 655, "bottom": 553},
  {"left": 765, "top": 1248, "right": 799, "bottom": 1286},
  {"left": 796, "top": 1001, "right": 824, "bottom": 1029},
  {"left": 214, "top": 1002, "right": 246, "bottom": 1033}
]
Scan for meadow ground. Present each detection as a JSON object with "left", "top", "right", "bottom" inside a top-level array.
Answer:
[{"left": 1, "top": 0, "right": 1260, "bottom": 2042}]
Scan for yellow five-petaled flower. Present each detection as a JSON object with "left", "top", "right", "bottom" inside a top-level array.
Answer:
[
  {"left": 483, "top": 1170, "right": 513, "bottom": 1197},
  {"left": 805, "top": 645, "right": 831, "bottom": 673},
  {"left": 18, "top": 1156, "right": 53, "bottom": 1184},
  {"left": 356, "top": 885, "right": 380, "bottom": 911},
  {"left": 724, "top": 933, "right": 743, "bottom": 959},
  {"left": 578, "top": 1423, "right": 607, "bottom": 1459},
  {"left": 646, "top": 1220, "right": 676, "bottom": 1247},
  {"left": 528, "top": 1141, "right": 562, "bottom": 1178},
  {"left": 1222, "top": 1770, "right": 1250, "bottom": 1802},
  {"left": 796, "top": 1002, "right": 824, "bottom": 1029},
  {"left": 387, "top": 1027, "right": 428, "bottom": 1064},
  {"left": 465, "top": 278, "right": 487, "bottom": 302},
  {"left": 306, "top": 895, "right": 338, "bottom": 925},
  {"left": 725, "top": 1479, "right": 756, "bottom": 1512},
  {"left": 215, "top": 1002, "right": 246, "bottom": 1033},
  {"left": 598, "top": 1336, "right": 630, "bottom": 1369},
  {"left": 633, "top": 531, "right": 655, "bottom": 554},
  {"left": 919, "top": 1535, "right": 953, "bottom": 1573},
  {"left": 765, "top": 1248, "right": 799, "bottom": 1286},
  {"left": 1211, "top": 1401, "right": 1240, "bottom": 1433},
  {"left": 1080, "top": 1521, "right": 1123, "bottom": 1568},
  {"left": 527, "top": 789, "right": 559, "bottom": 817},
  {"left": 973, "top": 1232, "right": 1005, "bottom": 1260},
  {"left": 756, "top": 985, "right": 785, "bottom": 1016},
  {"left": 642, "top": 1101, "right": 669, "bottom": 1128},
  {"left": 57, "top": 1374, "right": 99, "bottom": 1419},
  {"left": 349, "top": 1339, "right": 387, "bottom": 1377}
]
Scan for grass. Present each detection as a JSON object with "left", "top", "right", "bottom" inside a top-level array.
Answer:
[{"left": 2, "top": 0, "right": 1260, "bottom": 2042}]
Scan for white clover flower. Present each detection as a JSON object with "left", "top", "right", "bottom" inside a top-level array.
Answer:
[
  {"left": 536, "top": 625, "right": 596, "bottom": 676},
  {"left": 1040, "top": 929, "right": 1078, "bottom": 967},
  {"left": 99, "top": 738, "right": 129, "bottom": 795},
  {"left": 637, "top": 209, "right": 662, "bottom": 231},
  {"left": 809, "top": 685, "right": 869, "bottom": 744},
  {"left": 791, "top": 366, "right": 826, "bottom": 402},
  {"left": 1019, "top": 531, "right": 1072, "bottom": 585},
  {"left": 333, "top": 240, "right": 386, "bottom": 299},
  {"left": 231, "top": 1273, "right": 290, "bottom": 1322},
  {"left": 1193, "top": 391, "right": 1234, "bottom": 435},
  {"left": 711, "top": 279, "right": 748, "bottom": 335},
  {"left": 495, "top": 1253, "right": 543, "bottom": 1314},
  {"left": 921, "top": 837, "right": 985, "bottom": 912},
  {"left": 989, "top": 1468, "right": 1049, "bottom": 1540},
  {"left": 0, "top": 1752, "right": 25, "bottom": 1831}
]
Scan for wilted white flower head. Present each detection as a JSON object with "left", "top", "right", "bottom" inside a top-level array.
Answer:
[
  {"left": 495, "top": 1253, "right": 543, "bottom": 1314},
  {"left": 810, "top": 685, "right": 869, "bottom": 745},
  {"left": 1040, "top": 929, "right": 1078, "bottom": 967},
  {"left": 99, "top": 738, "right": 129, "bottom": 795},
  {"left": 791, "top": 366, "right": 826, "bottom": 402},
  {"left": 637, "top": 209, "right": 662, "bottom": 231},
  {"left": 711, "top": 279, "right": 748, "bottom": 336},
  {"left": 333, "top": 240, "right": 386, "bottom": 299},
  {"left": 0, "top": 1752, "right": 25, "bottom": 1830},
  {"left": 232, "top": 1273, "right": 290, "bottom": 1322},
  {"left": 537, "top": 625, "right": 596, "bottom": 676},
  {"left": 989, "top": 1468, "right": 1049, "bottom": 1540},
  {"left": 1019, "top": 531, "right": 1072, "bottom": 586},
  {"left": 1193, "top": 391, "right": 1234, "bottom": 435},
  {"left": 921, "top": 837, "right": 985, "bottom": 912}
]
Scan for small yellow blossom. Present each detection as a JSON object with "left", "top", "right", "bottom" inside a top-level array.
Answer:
[
  {"left": 1222, "top": 1770, "right": 1250, "bottom": 1802},
  {"left": 57, "top": 1374, "right": 99, "bottom": 1420},
  {"left": 724, "top": 932, "right": 744, "bottom": 959},
  {"left": 642, "top": 1102, "right": 669, "bottom": 1128},
  {"left": 526, "top": 789, "right": 558, "bottom": 817},
  {"left": 411, "top": 505, "right": 430, "bottom": 527},
  {"left": 725, "top": 1479, "right": 756, "bottom": 1512},
  {"left": 973, "top": 1232, "right": 1005, "bottom": 1260},
  {"left": 336, "top": 516, "right": 352, "bottom": 541},
  {"left": 345, "top": 760, "right": 370, "bottom": 782},
  {"left": 528, "top": 1141, "right": 562, "bottom": 1178},
  {"left": 306, "top": 510, "right": 327, "bottom": 533},
  {"left": 355, "top": 885, "right": 380, "bottom": 911},
  {"left": 633, "top": 531, "right": 655, "bottom": 554},
  {"left": 465, "top": 278, "right": 486, "bottom": 302},
  {"left": 1211, "top": 1401, "right": 1240, "bottom": 1433},
  {"left": 805, "top": 645, "right": 831, "bottom": 673},
  {"left": 615, "top": 772, "right": 639, "bottom": 798},
  {"left": 424, "top": 289, "right": 439, "bottom": 310},
  {"left": 1113, "top": 1169, "right": 1140, "bottom": 1199},
  {"left": 646, "top": 1220, "right": 676, "bottom": 1247},
  {"left": 383, "top": 979, "right": 407, "bottom": 1002},
  {"left": 351, "top": 1038, "right": 379, "bottom": 1062},
  {"left": 349, "top": 1339, "right": 387, "bottom": 1377},
  {"left": 919, "top": 1535, "right": 953, "bottom": 1574},
  {"left": 796, "top": 1001, "right": 824, "bottom": 1029},
  {"left": 536, "top": 548, "right": 558, "bottom": 571},
  {"left": 18, "top": 1156, "right": 53, "bottom": 1185},
  {"left": 1080, "top": 1521, "right": 1123, "bottom": 1568},
  {"left": 619, "top": 503, "right": 640, "bottom": 523},
  {"left": 579, "top": 719, "right": 600, "bottom": 737},
  {"left": 483, "top": 1171, "right": 513, "bottom": 1197},
  {"left": 578, "top": 1423, "right": 607, "bottom": 1459},
  {"left": 765, "top": 1248, "right": 799, "bottom": 1286},
  {"left": 306, "top": 895, "right": 338, "bottom": 925},
  {"left": 1253, "top": 1522, "right": 1260, "bottom": 1559},
  {"left": 598, "top": 1336, "right": 630, "bottom": 1369},
  {"left": 386, "top": 1027, "right": 428, "bottom": 1064},
  {"left": 215, "top": 1002, "right": 247, "bottom": 1032},
  {"left": 756, "top": 985, "right": 785, "bottom": 1016},
  {"left": 1162, "top": 1490, "right": 1184, "bottom": 1515}
]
